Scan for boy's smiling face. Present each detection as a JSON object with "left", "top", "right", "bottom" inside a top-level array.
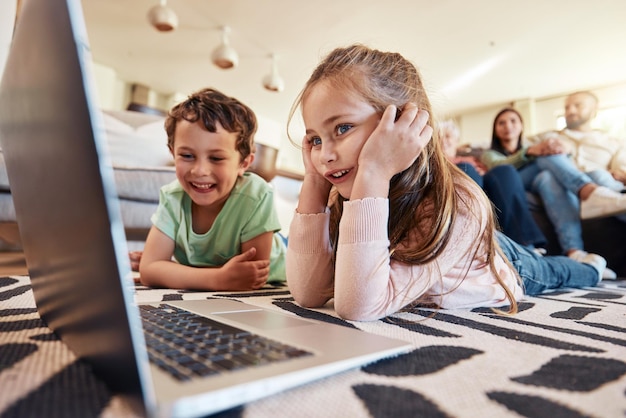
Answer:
[{"left": 172, "top": 119, "right": 252, "bottom": 213}]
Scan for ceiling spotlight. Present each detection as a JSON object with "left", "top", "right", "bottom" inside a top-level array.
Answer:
[
  {"left": 147, "top": 0, "right": 178, "bottom": 32},
  {"left": 211, "top": 26, "right": 238, "bottom": 69},
  {"left": 262, "top": 54, "right": 285, "bottom": 92}
]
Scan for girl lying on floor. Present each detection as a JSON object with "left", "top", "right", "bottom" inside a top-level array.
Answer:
[{"left": 285, "top": 44, "right": 604, "bottom": 321}]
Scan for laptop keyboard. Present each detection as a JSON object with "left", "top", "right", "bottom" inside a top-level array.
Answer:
[{"left": 139, "top": 304, "right": 312, "bottom": 382}]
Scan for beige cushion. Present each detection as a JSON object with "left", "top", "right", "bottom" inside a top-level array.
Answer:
[{"left": 101, "top": 110, "right": 173, "bottom": 168}]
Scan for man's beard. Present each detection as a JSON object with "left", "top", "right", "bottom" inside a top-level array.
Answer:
[{"left": 566, "top": 114, "right": 590, "bottom": 130}]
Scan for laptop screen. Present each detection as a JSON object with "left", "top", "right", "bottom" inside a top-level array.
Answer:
[{"left": 0, "top": 0, "right": 147, "bottom": 399}]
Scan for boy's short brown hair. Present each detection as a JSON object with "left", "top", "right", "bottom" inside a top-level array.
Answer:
[{"left": 165, "top": 88, "right": 257, "bottom": 160}]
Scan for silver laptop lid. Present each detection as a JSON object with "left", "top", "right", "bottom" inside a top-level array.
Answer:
[{"left": 0, "top": 0, "right": 150, "bottom": 408}]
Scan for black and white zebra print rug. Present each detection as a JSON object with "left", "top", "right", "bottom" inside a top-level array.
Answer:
[{"left": 1, "top": 274, "right": 625, "bottom": 418}]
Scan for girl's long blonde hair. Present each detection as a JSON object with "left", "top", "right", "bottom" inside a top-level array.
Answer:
[{"left": 288, "top": 44, "right": 518, "bottom": 313}]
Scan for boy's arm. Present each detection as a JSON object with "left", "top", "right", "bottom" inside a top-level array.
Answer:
[
  {"left": 241, "top": 231, "right": 274, "bottom": 261},
  {"left": 139, "top": 226, "right": 269, "bottom": 290}
]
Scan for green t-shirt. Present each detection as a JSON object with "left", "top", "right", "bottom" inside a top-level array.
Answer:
[{"left": 151, "top": 172, "right": 286, "bottom": 283}]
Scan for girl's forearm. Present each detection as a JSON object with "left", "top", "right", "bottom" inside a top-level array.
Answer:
[
  {"left": 350, "top": 167, "right": 391, "bottom": 200},
  {"left": 286, "top": 211, "right": 334, "bottom": 307},
  {"left": 286, "top": 248, "right": 333, "bottom": 307},
  {"left": 297, "top": 175, "right": 332, "bottom": 214}
]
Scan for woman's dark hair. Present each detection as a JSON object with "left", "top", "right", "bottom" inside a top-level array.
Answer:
[{"left": 490, "top": 107, "right": 523, "bottom": 156}]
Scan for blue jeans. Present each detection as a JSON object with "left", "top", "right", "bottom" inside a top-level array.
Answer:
[
  {"left": 456, "top": 162, "right": 483, "bottom": 187},
  {"left": 587, "top": 168, "right": 625, "bottom": 192},
  {"left": 460, "top": 163, "right": 546, "bottom": 248},
  {"left": 496, "top": 231, "right": 600, "bottom": 295},
  {"left": 483, "top": 165, "right": 546, "bottom": 248},
  {"left": 519, "top": 155, "right": 625, "bottom": 252},
  {"left": 518, "top": 155, "right": 591, "bottom": 253}
]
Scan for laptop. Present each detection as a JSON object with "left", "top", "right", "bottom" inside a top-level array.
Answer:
[{"left": 0, "top": 1, "right": 411, "bottom": 417}]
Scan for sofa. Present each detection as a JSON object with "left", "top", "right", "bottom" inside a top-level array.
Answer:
[
  {"left": 0, "top": 109, "right": 177, "bottom": 248},
  {"left": 0, "top": 109, "right": 301, "bottom": 250}
]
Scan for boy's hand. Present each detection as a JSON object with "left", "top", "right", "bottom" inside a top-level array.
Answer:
[
  {"left": 221, "top": 247, "right": 269, "bottom": 290},
  {"left": 129, "top": 251, "right": 142, "bottom": 272},
  {"left": 359, "top": 103, "right": 433, "bottom": 181}
]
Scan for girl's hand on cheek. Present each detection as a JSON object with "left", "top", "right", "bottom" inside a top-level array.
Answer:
[
  {"left": 298, "top": 136, "right": 332, "bottom": 212},
  {"left": 359, "top": 103, "right": 433, "bottom": 180},
  {"left": 301, "top": 136, "right": 330, "bottom": 188},
  {"left": 301, "top": 136, "right": 319, "bottom": 177}
]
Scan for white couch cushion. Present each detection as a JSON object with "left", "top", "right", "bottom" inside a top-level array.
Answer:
[
  {"left": 101, "top": 110, "right": 173, "bottom": 168},
  {"left": 114, "top": 166, "right": 176, "bottom": 202}
]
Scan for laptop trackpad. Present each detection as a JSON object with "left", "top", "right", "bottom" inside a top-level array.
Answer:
[{"left": 214, "top": 310, "right": 314, "bottom": 330}]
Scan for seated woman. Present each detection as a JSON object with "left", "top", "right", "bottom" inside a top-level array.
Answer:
[
  {"left": 439, "top": 120, "right": 546, "bottom": 251},
  {"left": 481, "top": 108, "right": 626, "bottom": 279}
]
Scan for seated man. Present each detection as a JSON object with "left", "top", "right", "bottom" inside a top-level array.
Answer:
[
  {"left": 527, "top": 91, "right": 626, "bottom": 196},
  {"left": 526, "top": 91, "right": 626, "bottom": 276}
]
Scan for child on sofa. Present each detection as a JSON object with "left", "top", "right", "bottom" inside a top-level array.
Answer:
[
  {"left": 285, "top": 44, "right": 605, "bottom": 321},
  {"left": 134, "top": 87, "right": 286, "bottom": 290}
]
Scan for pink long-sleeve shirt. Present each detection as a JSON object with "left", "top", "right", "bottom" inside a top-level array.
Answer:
[{"left": 286, "top": 183, "right": 523, "bottom": 321}]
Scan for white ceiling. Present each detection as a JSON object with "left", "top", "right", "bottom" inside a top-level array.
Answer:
[{"left": 81, "top": 0, "right": 626, "bottom": 127}]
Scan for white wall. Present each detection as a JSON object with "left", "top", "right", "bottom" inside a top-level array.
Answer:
[
  {"left": 91, "top": 62, "right": 129, "bottom": 110},
  {"left": 0, "top": 0, "right": 17, "bottom": 81},
  {"left": 456, "top": 105, "right": 506, "bottom": 147}
]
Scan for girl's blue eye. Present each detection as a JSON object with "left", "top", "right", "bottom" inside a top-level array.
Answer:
[
  {"left": 310, "top": 137, "right": 322, "bottom": 146},
  {"left": 336, "top": 124, "right": 352, "bottom": 135}
]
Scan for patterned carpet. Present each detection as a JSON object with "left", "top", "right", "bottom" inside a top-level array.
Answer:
[{"left": 1, "top": 275, "right": 625, "bottom": 418}]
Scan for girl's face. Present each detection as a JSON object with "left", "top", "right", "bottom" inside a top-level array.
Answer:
[
  {"left": 302, "top": 81, "right": 380, "bottom": 199},
  {"left": 171, "top": 120, "right": 252, "bottom": 213},
  {"left": 494, "top": 111, "right": 523, "bottom": 153}
]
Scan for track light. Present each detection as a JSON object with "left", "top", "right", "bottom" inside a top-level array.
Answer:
[
  {"left": 147, "top": 0, "right": 178, "bottom": 32},
  {"left": 262, "top": 54, "right": 285, "bottom": 92},
  {"left": 211, "top": 26, "right": 239, "bottom": 69}
]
